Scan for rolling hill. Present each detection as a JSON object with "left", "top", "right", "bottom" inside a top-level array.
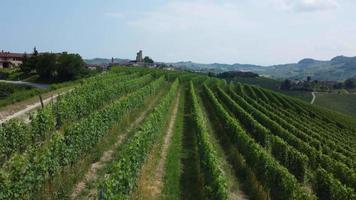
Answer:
[
  {"left": 168, "top": 56, "right": 356, "bottom": 81},
  {"left": 1, "top": 67, "right": 355, "bottom": 200},
  {"left": 85, "top": 56, "right": 356, "bottom": 81}
]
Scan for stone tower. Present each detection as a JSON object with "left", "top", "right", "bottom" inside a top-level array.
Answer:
[{"left": 136, "top": 50, "right": 143, "bottom": 62}]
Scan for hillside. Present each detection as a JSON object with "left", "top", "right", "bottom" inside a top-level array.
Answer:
[
  {"left": 230, "top": 76, "right": 356, "bottom": 118},
  {"left": 314, "top": 92, "right": 356, "bottom": 118},
  {"left": 264, "top": 56, "right": 356, "bottom": 80},
  {"left": 226, "top": 76, "right": 312, "bottom": 102},
  {"left": 0, "top": 67, "right": 355, "bottom": 200}
]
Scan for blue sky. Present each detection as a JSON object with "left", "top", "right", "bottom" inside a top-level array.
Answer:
[{"left": 1, "top": 0, "right": 355, "bottom": 65}]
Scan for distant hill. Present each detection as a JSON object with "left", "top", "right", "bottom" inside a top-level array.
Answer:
[
  {"left": 264, "top": 56, "right": 356, "bottom": 81},
  {"left": 169, "top": 56, "right": 356, "bottom": 81},
  {"left": 169, "top": 61, "right": 263, "bottom": 74},
  {"left": 85, "top": 56, "right": 356, "bottom": 81}
]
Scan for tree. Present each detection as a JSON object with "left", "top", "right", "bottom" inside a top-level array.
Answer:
[
  {"left": 35, "top": 53, "right": 57, "bottom": 81},
  {"left": 19, "top": 53, "right": 31, "bottom": 73},
  {"left": 333, "top": 82, "right": 343, "bottom": 89},
  {"left": 307, "top": 76, "right": 311, "bottom": 82},
  {"left": 344, "top": 78, "right": 355, "bottom": 89},
  {"left": 57, "top": 53, "right": 86, "bottom": 81},
  {"left": 143, "top": 56, "right": 154, "bottom": 64},
  {"left": 280, "top": 79, "right": 292, "bottom": 90},
  {"left": 20, "top": 48, "right": 38, "bottom": 74}
]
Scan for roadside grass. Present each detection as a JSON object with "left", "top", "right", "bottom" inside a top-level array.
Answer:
[
  {"left": 160, "top": 88, "right": 185, "bottom": 200},
  {"left": 0, "top": 82, "right": 45, "bottom": 107},
  {"left": 0, "top": 68, "right": 36, "bottom": 81},
  {"left": 0, "top": 79, "right": 81, "bottom": 109}
]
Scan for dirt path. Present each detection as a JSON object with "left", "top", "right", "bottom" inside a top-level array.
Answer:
[
  {"left": 0, "top": 89, "right": 73, "bottom": 124},
  {"left": 311, "top": 92, "right": 316, "bottom": 104},
  {"left": 133, "top": 91, "right": 181, "bottom": 200},
  {"left": 70, "top": 92, "right": 164, "bottom": 200}
]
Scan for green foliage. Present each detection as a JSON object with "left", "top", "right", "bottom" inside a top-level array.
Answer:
[
  {"left": 22, "top": 51, "right": 88, "bottom": 82},
  {"left": 99, "top": 79, "right": 179, "bottom": 199},
  {"left": 0, "top": 73, "right": 165, "bottom": 199},
  {"left": 204, "top": 84, "right": 315, "bottom": 200},
  {"left": 0, "top": 120, "right": 29, "bottom": 162},
  {"left": 344, "top": 78, "right": 355, "bottom": 89},
  {"left": 1, "top": 67, "right": 355, "bottom": 199},
  {"left": 229, "top": 87, "right": 356, "bottom": 190},
  {"left": 0, "top": 72, "right": 148, "bottom": 166},
  {"left": 143, "top": 56, "right": 154, "bottom": 64},
  {"left": 36, "top": 53, "right": 57, "bottom": 80},
  {"left": 56, "top": 53, "right": 86, "bottom": 81},
  {"left": 314, "top": 168, "right": 356, "bottom": 200},
  {"left": 190, "top": 82, "right": 228, "bottom": 200},
  {"left": 30, "top": 107, "right": 56, "bottom": 142},
  {"left": 217, "top": 86, "right": 308, "bottom": 182}
]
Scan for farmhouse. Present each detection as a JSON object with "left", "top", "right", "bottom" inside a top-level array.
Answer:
[{"left": 0, "top": 50, "right": 27, "bottom": 68}]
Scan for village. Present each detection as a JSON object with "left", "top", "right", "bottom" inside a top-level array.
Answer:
[{"left": 1, "top": 49, "right": 175, "bottom": 71}]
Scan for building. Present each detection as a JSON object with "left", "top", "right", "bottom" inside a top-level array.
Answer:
[
  {"left": 0, "top": 51, "right": 26, "bottom": 68},
  {"left": 136, "top": 50, "right": 143, "bottom": 63}
]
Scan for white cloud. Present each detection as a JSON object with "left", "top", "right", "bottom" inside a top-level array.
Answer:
[
  {"left": 127, "top": 1, "right": 255, "bottom": 33},
  {"left": 105, "top": 12, "right": 125, "bottom": 18},
  {"left": 113, "top": 0, "right": 355, "bottom": 64},
  {"left": 274, "top": 0, "right": 339, "bottom": 12}
]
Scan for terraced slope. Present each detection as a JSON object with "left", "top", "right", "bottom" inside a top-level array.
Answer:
[{"left": 0, "top": 66, "right": 355, "bottom": 200}]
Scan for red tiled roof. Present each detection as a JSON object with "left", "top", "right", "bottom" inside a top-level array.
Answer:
[{"left": 0, "top": 52, "right": 26, "bottom": 58}]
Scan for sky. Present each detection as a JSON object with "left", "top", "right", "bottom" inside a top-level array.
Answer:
[{"left": 1, "top": 0, "right": 356, "bottom": 65}]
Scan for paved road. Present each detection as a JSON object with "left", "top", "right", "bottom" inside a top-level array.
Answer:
[
  {"left": 311, "top": 92, "right": 316, "bottom": 104},
  {"left": 0, "top": 80, "right": 49, "bottom": 89}
]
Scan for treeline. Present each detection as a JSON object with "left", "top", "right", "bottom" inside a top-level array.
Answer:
[
  {"left": 20, "top": 48, "right": 91, "bottom": 82},
  {"left": 281, "top": 76, "right": 356, "bottom": 91},
  {"left": 217, "top": 71, "right": 259, "bottom": 79}
]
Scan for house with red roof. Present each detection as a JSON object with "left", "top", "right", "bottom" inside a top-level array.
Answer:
[{"left": 0, "top": 50, "right": 26, "bottom": 68}]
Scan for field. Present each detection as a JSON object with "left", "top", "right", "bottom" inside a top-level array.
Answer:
[
  {"left": 314, "top": 93, "right": 356, "bottom": 118},
  {"left": 0, "top": 67, "right": 355, "bottom": 200}
]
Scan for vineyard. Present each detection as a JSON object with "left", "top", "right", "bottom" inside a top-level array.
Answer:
[{"left": 0, "top": 66, "right": 355, "bottom": 200}]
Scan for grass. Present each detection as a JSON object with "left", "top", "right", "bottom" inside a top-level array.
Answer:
[
  {"left": 0, "top": 77, "right": 90, "bottom": 109},
  {"left": 179, "top": 86, "right": 205, "bottom": 200},
  {"left": 233, "top": 76, "right": 281, "bottom": 91},
  {"left": 280, "top": 90, "right": 312, "bottom": 102},
  {"left": 314, "top": 93, "right": 356, "bottom": 118},
  {"left": 130, "top": 88, "right": 180, "bottom": 200},
  {"left": 161, "top": 89, "right": 185, "bottom": 200},
  {"left": 0, "top": 82, "right": 45, "bottom": 107},
  {"left": 0, "top": 68, "right": 40, "bottom": 81}
]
